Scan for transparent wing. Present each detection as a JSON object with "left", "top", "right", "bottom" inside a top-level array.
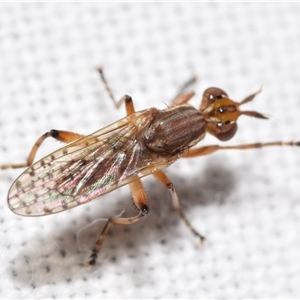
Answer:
[{"left": 8, "top": 110, "right": 168, "bottom": 216}]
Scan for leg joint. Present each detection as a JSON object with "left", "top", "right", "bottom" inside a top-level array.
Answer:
[
  {"left": 166, "top": 182, "right": 174, "bottom": 191},
  {"left": 124, "top": 95, "right": 132, "bottom": 104},
  {"left": 141, "top": 204, "right": 149, "bottom": 215},
  {"left": 50, "top": 129, "right": 59, "bottom": 138}
]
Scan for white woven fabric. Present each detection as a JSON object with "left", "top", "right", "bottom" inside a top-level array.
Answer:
[{"left": 1, "top": 3, "right": 300, "bottom": 298}]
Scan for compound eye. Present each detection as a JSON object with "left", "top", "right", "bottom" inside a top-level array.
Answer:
[
  {"left": 216, "top": 123, "right": 238, "bottom": 141},
  {"left": 204, "top": 87, "right": 228, "bottom": 103}
]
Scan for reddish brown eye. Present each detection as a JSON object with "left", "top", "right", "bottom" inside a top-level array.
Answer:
[
  {"left": 204, "top": 87, "right": 228, "bottom": 103},
  {"left": 216, "top": 123, "right": 238, "bottom": 141}
]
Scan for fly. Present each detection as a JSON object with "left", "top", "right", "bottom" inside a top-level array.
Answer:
[{"left": 1, "top": 68, "right": 299, "bottom": 265}]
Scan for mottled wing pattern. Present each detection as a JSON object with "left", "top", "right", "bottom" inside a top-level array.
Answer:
[{"left": 8, "top": 110, "right": 165, "bottom": 216}]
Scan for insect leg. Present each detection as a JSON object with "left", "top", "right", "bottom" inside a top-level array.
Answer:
[
  {"left": 123, "top": 95, "right": 136, "bottom": 115},
  {"left": 169, "top": 91, "right": 195, "bottom": 108},
  {"left": 0, "top": 130, "right": 85, "bottom": 170},
  {"left": 96, "top": 67, "right": 137, "bottom": 115},
  {"left": 96, "top": 66, "right": 124, "bottom": 109},
  {"left": 89, "top": 178, "right": 149, "bottom": 265},
  {"left": 181, "top": 141, "right": 300, "bottom": 158},
  {"left": 153, "top": 170, "right": 205, "bottom": 242},
  {"left": 170, "top": 75, "right": 197, "bottom": 107}
]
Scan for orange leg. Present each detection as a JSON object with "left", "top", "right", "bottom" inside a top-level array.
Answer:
[
  {"left": 169, "top": 91, "right": 195, "bottom": 108},
  {"left": 152, "top": 170, "right": 205, "bottom": 242},
  {"left": 1, "top": 83, "right": 136, "bottom": 171},
  {"left": 89, "top": 177, "right": 149, "bottom": 265},
  {"left": 97, "top": 66, "right": 196, "bottom": 109},
  {"left": 170, "top": 75, "right": 197, "bottom": 106},
  {"left": 96, "top": 67, "right": 136, "bottom": 114},
  {"left": 182, "top": 141, "right": 300, "bottom": 158},
  {"left": 0, "top": 130, "right": 85, "bottom": 170}
]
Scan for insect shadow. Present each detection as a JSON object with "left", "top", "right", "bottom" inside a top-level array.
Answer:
[
  {"left": 9, "top": 156, "right": 236, "bottom": 287},
  {"left": 76, "top": 156, "right": 236, "bottom": 258}
]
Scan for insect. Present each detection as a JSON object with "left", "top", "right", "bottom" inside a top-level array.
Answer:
[{"left": 1, "top": 68, "right": 299, "bottom": 265}]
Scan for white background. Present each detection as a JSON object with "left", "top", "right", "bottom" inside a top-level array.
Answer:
[{"left": 0, "top": 3, "right": 300, "bottom": 299}]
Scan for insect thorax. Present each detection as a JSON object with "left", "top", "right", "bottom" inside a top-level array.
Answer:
[{"left": 143, "top": 105, "right": 206, "bottom": 153}]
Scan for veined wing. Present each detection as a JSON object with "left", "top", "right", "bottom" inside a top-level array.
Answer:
[{"left": 8, "top": 109, "right": 171, "bottom": 216}]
